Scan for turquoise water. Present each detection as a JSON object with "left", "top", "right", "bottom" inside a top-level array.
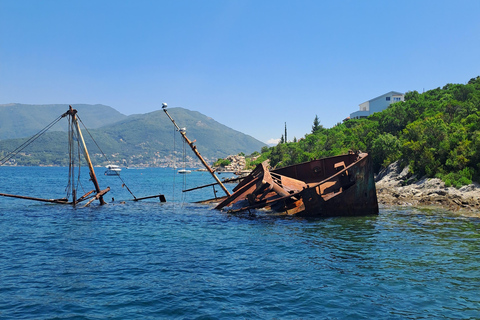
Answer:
[{"left": 0, "top": 167, "right": 479, "bottom": 319}]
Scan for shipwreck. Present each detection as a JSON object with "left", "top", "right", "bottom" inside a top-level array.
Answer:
[
  {"left": 0, "top": 106, "right": 165, "bottom": 206},
  {"left": 213, "top": 152, "right": 379, "bottom": 217},
  {"left": 163, "top": 103, "right": 378, "bottom": 218}
]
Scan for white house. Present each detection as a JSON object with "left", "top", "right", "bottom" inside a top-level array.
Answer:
[{"left": 350, "top": 91, "right": 404, "bottom": 119}]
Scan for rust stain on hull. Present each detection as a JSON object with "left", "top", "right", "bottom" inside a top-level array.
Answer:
[{"left": 214, "top": 152, "right": 378, "bottom": 218}]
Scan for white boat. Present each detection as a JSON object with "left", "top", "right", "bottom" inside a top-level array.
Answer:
[
  {"left": 178, "top": 169, "right": 191, "bottom": 174},
  {"left": 105, "top": 165, "right": 121, "bottom": 175}
]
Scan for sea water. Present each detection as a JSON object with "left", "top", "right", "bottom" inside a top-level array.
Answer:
[{"left": 0, "top": 167, "right": 479, "bottom": 319}]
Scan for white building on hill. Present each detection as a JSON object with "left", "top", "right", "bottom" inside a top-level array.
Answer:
[{"left": 350, "top": 91, "right": 404, "bottom": 119}]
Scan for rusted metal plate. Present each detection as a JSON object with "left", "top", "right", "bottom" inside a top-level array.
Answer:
[{"left": 212, "top": 152, "right": 378, "bottom": 218}]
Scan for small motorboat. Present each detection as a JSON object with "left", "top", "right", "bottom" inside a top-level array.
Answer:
[
  {"left": 178, "top": 169, "right": 191, "bottom": 174},
  {"left": 105, "top": 165, "right": 121, "bottom": 176}
]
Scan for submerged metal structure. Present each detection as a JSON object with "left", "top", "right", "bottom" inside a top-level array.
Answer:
[
  {"left": 0, "top": 106, "right": 110, "bottom": 206},
  {"left": 0, "top": 106, "right": 166, "bottom": 206},
  {"left": 214, "top": 152, "right": 378, "bottom": 217}
]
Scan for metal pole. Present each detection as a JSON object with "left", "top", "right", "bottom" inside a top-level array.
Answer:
[
  {"left": 68, "top": 106, "right": 106, "bottom": 205},
  {"left": 162, "top": 104, "right": 231, "bottom": 197}
]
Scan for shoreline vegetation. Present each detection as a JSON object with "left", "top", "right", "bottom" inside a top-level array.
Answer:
[{"left": 247, "top": 77, "right": 480, "bottom": 189}]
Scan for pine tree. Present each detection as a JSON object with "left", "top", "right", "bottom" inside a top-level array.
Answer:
[{"left": 312, "top": 115, "right": 322, "bottom": 134}]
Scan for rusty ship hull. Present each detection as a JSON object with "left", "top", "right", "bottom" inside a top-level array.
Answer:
[{"left": 214, "top": 152, "right": 378, "bottom": 217}]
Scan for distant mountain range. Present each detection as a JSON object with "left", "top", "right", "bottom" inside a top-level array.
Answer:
[
  {"left": 0, "top": 103, "right": 266, "bottom": 166},
  {"left": 0, "top": 103, "right": 127, "bottom": 140}
]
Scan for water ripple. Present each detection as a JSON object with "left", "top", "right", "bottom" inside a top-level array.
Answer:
[{"left": 0, "top": 168, "right": 479, "bottom": 319}]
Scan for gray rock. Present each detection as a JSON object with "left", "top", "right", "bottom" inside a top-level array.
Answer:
[{"left": 375, "top": 161, "right": 480, "bottom": 213}]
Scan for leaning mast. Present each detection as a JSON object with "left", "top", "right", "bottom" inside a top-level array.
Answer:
[{"left": 162, "top": 103, "right": 231, "bottom": 197}]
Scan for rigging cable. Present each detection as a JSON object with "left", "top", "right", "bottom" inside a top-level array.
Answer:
[
  {"left": 66, "top": 114, "right": 75, "bottom": 200},
  {"left": 0, "top": 114, "right": 65, "bottom": 166},
  {"left": 66, "top": 113, "right": 89, "bottom": 203},
  {"left": 182, "top": 137, "right": 187, "bottom": 203},
  {"left": 75, "top": 120, "right": 84, "bottom": 200},
  {"left": 77, "top": 116, "right": 137, "bottom": 200},
  {"left": 172, "top": 123, "right": 176, "bottom": 203}
]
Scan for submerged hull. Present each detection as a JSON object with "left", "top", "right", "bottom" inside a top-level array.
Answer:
[{"left": 215, "top": 152, "right": 378, "bottom": 217}]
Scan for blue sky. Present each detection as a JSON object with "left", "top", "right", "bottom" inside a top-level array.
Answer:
[{"left": 1, "top": 0, "right": 479, "bottom": 145}]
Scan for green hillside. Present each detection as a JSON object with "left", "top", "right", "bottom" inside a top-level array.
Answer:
[
  {"left": 98, "top": 107, "right": 265, "bottom": 157},
  {"left": 0, "top": 103, "right": 127, "bottom": 140},
  {"left": 0, "top": 107, "right": 266, "bottom": 166},
  {"left": 251, "top": 76, "right": 480, "bottom": 187}
]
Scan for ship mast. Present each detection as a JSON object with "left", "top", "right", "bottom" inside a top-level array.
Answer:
[
  {"left": 162, "top": 103, "right": 231, "bottom": 197},
  {"left": 67, "top": 106, "right": 107, "bottom": 205},
  {"left": 0, "top": 106, "right": 109, "bottom": 206}
]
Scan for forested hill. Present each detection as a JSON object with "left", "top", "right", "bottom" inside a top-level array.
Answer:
[
  {"left": 255, "top": 76, "right": 480, "bottom": 187},
  {"left": 0, "top": 103, "right": 127, "bottom": 140},
  {"left": 93, "top": 107, "right": 266, "bottom": 160},
  {"left": 0, "top": 107, "right": 266, "bottom": 166}
]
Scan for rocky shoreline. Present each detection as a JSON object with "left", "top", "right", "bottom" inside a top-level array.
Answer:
[{"left": 375, "top": 161, "right": 480, "bottom": 214}]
